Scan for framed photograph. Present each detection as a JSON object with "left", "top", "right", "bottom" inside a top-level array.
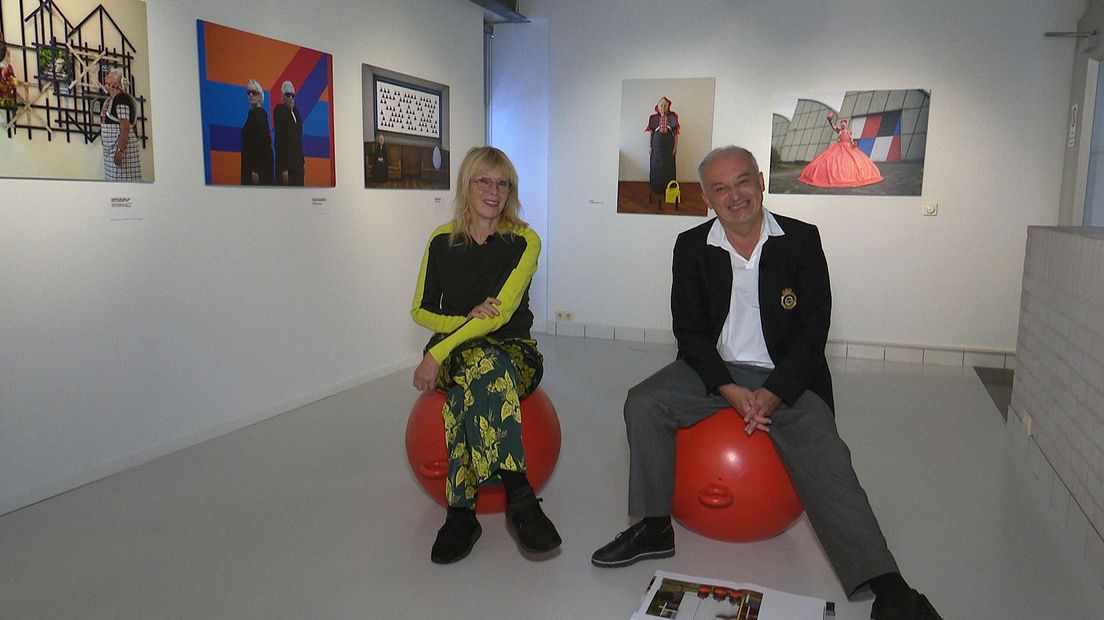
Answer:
[
  {"left": 36, "top": 45, "right": 73, "bottom": 93},
  {"left": 362, "top": 64, "right": 449, "bottom": 190},
  {"left": 769, "top": 89, "right": 930, "bottom": 196},
  {"left": 196, "top": 20, "right": 336, "bottom": 187},
  {"left": 617, "top": 77, "right": 716, "bottom": 216},
  {"left": 1, "top": 0, "right": 154, "bottom": 182}
]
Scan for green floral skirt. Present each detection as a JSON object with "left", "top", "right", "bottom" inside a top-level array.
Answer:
[{"left": 430, "top": 335, "right": 543, "bottom": 508}]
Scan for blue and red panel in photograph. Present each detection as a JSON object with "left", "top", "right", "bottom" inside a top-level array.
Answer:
[{"left": 853, "top": 111, "right": 903, "bottom": 162}]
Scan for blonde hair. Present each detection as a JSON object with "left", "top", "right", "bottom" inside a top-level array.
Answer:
[{"left": 449, "top": 146, "right": 526, "bottom": 245}]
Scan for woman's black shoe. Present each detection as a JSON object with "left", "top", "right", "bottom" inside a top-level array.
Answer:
[
  {"left": 430, "top": 513, "right": 481, "bottom": 564},
  {"left": 505, "top": 489, "right": 562, "bottom": 553}
]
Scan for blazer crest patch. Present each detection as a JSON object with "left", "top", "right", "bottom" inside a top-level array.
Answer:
[{"left": 780, "top": 287, "right": 797, "bottom": 310}]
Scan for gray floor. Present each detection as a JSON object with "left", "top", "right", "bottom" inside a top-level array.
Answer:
[{"left": 2, "top": 334, "right": 1103, "bottom": 619}]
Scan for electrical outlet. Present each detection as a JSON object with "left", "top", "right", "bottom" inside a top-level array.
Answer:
[
  {"left": 922, "top": 202, "right": 938, "bottom": 216},
  {"left": 555, "top": 311, "right": 574, "bottom": 321}
]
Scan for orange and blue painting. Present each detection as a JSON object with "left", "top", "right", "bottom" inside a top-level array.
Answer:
[{"left": 197, "top": 20, "right": 335, "bottom": 187}]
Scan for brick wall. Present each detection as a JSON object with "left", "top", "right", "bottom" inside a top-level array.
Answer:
[{"left": 1010, "top": 226, "right": 1104, "bottom": 588}]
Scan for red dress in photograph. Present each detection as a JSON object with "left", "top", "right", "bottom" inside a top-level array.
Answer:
[{"left": 798, "top": 124, "right": 884, "bottom": 188}]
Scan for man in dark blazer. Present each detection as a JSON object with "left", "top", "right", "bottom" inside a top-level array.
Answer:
[{"left": 591, "top": 146, "right": 941, "bottom": 620}]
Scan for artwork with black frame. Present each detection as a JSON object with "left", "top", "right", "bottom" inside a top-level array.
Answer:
[{"left": 362, "top": 64, "right": 449, "bottom": 190}]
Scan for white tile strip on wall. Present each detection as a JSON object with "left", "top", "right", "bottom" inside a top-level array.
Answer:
[{"left": 549, "top": 322, "right": 1016, "bottom": 369}]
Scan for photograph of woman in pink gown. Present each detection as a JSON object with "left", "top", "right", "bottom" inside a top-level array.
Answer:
[{"left": 798, "top": 112, "right": 883, "bottom": 188}]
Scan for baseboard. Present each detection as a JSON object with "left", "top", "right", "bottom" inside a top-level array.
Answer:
[
  {"left": 547, "top": 321, "right": 1015, "bottom": 369},
  {"left": 824, "top": 340, "right": 1015, "bottom": 369}
]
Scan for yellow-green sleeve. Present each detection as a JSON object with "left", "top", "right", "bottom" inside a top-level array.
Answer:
[
  {"left": 410, "top": 224, "right": 468, "bottom": 334},
  {"left": 426, "top": 226, "right": 540, "bottom": 363}
]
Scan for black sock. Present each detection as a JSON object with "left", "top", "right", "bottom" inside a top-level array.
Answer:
[
  {"left": 498, "top": 469, "right": 532, "bottom": 503},
  {"left": 642, "top": 515, "right": 671, "bottom": 533},
  {"left": 446, "top": 506, "right": 476, "bottom": 522},
  {"left": 869, "top": 572, "right": 909, "bottom": 599}
]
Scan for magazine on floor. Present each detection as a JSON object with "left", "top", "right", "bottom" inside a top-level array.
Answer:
[{"left": 631, "top": 570, "right": 833, "bottom": 620}]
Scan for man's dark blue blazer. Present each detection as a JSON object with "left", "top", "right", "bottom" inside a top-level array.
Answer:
[{"left": 670, "top": 213, "right": 835, "bottom": 411}]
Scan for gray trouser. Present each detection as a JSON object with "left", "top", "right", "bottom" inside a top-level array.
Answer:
[{"left": 624, "top": 359, "right": 899, "bottom": 597}]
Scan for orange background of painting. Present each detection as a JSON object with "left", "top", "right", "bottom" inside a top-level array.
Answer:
[
  {"left": 202, "top": 22, "right": 330, "bottom": 105},
  {"left": 203, "top": 21, "right": 333, "bottom": 185},
  {"left": 210, "top": 152, "right": 332, "bottom": 186}
]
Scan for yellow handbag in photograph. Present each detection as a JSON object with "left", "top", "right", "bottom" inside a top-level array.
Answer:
[{"left": 665, "top": 180, "right": 681, "bottom": 206}]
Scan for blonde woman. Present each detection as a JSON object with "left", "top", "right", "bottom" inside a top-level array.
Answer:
[{"left": 410, "top": 146, "right": 560, "bottom": 563}]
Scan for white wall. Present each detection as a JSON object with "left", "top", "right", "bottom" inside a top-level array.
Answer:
[
  {"left": 488, "top": 19, "right": 550, "bottom": 331},
  {"left": 0, "top": 0, "right": 485, "bottom": 515},
  {"left": 506, "top": 0, "right": 1082, "bottom": 352}
]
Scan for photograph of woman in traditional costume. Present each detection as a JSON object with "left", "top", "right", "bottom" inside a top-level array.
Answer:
[
  {"left": 100, "top": 68, "right": 141, "bottom": 182},
  {"left": 798, "top": 112, "right": 883, "bottom": 188},
  {"left": 645, "top": 96, "right": 679, "bottom": 197}
]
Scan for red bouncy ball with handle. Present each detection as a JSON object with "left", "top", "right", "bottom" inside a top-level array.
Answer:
[
  {"left": 672, "top": 407, "right": 803, "bottom": 542},
  {"left": 405, "top": 387, "right": 561, "bottom": 513}
]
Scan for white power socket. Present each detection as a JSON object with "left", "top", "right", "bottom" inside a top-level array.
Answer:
[{"left": 555, "top": 311, "right": 574, "bottom": 321}]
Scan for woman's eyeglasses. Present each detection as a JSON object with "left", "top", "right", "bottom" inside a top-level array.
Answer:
[{"left": 472, "top": 177, "right": 511, "bottom": 192}]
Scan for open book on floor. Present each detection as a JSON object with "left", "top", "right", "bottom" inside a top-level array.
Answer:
[{"left": 631, "top": 570, "right": 834, "bottom": 620}]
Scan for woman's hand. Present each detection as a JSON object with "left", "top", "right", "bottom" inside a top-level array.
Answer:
[
  {"left": 467, "top": 297, "right": 501, "bottom": 320},
  {"left": 413, "top": 352, "right": 439, "bottom": 391}
]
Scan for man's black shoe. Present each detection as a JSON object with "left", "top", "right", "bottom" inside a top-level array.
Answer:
[
  {"left": 505, "top": 489, "right": 562, "bottom": 553},
  {"left": 870, "top": 588, "right": 942, "bottom": 619},
  {"left": 430, "top": 513, "right": 481, "bottom": 564},
  {"left": 591, "top": 520, "right": 675, "bottom": 567}
]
